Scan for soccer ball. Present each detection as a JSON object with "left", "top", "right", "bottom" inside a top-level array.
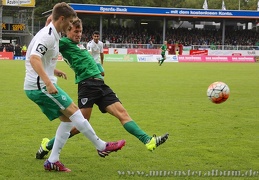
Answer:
[{"left": 207, "top": 82, "right": 230, "bottom": 104}]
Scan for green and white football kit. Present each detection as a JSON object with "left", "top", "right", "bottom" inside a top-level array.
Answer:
[{"left": 24, "top": 22, "right": 72, "bottom": 120}]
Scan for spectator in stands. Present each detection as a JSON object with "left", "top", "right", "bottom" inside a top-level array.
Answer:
[
  {"left": 175, "top": 49, "right": 179, "bottom": 56},
  {"left": 15, "top": 44, "right": 22, "bottom": 56},
  {"left": 22, "top": 44, "right": 27, "bottom": 56},
  {"left": 148, "top": 39, "right": 153, "bottom": 49},
  {"left": 6, "top": 43, "right": 14, "bottom": 53}
]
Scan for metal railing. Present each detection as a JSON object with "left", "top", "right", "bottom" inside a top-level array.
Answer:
[
  {"left": 80, "top": 42, "right": 162, "bottom": 49},
  {"left": 80, "top": 42, "right": 259, "bottom": 51}
]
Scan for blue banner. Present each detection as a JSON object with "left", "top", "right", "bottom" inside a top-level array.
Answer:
[{"left": 69, "top": 3, "right": 259, "bottom": 18}]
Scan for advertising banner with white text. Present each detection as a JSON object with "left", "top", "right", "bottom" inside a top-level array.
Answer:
[{"left": 178, "top": 55, "right": 255, "bottom": 62}]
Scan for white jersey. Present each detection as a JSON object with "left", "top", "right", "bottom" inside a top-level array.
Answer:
[
  {"left": 87, "top": 40, "right": 103, "bottom": 64},
  {"left": 24, "top": 22, "right": 61, "bottom": 90}
]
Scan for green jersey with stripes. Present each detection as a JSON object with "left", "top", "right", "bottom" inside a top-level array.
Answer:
[
  {"left": 59, "top": 37, "right": 102, "bottom": 84},
  {"left": 161, "top": 44, "right": 167, "bottom": 55}
]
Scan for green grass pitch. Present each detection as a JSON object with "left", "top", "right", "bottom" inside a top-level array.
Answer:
[{"left": 0, "top": 60, "right": 259, "bottom": 179}]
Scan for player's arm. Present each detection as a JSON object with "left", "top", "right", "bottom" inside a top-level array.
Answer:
[
  {"left": 100, "top": 42, "right": 104, "bottom": 64},
  {"left": 30, "top": 55, "right": 57, "bottom": 94},
  {"left": 45, "top": 15, "right": 52, "bottom": 26},
  {"left": 100, "top": 52, "right": 104, "bottom": 65}
]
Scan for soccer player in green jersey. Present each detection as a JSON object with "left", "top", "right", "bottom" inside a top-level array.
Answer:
[
  {"left": 158, "top": 41, "right": 168, "bottom": 66},
  {"left": 36, "top": 18, "right": 169, "bottom": 159}
]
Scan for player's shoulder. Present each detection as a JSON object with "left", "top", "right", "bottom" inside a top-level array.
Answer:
[
  {"left": 87, "top": 40, "right": 93, "bottom": 45},
  {"left": 98, "top": 40, "right": 104, "bottom": 45},
  {"left": 39, "top": 26, "right": 57, "bottom": 42},
  {"left": 34, "top": 28, "right": 56, "bottom": 46},
  {"left": 42, "top": 25, "right": 56, "bottom": 35}
]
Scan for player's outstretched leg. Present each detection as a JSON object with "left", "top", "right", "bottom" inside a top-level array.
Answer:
[
  {"left": 97, "top": 140, "right": 126, "bottom": 158},
  {"left": 36, "top": 138, "right": 126, "bottom": 159},
  {"left": 122, "top": 120, "right": 169, "bottom": 151},
  {"left": 36, "top": 138, "right": 50, "bottom": 159},
  {"left": 145, "top": 133, "right": 169, "bottom": 151}
]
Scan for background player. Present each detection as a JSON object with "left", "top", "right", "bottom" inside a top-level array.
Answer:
[{"left": 87, "top": 31, "right": 105, "bottom": 76}]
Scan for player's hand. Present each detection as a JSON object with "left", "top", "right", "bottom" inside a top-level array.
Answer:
[
  {"left": 46, "top": 83, "right": 58, "bottom": 94},
  {"left": 54, "top": 69, "right": 67, "bottom": 79}
]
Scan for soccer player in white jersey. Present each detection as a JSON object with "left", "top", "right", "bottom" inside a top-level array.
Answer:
[
  {"left": 87, "top": 31, "right": 105, "bottom": 76},
  {"left": 23, "top": 2, "right": 125, "bottom": 172}
]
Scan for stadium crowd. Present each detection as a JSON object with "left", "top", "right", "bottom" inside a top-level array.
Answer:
[
  {"left": 82, "top": 26, "right": 259, "bottom": 47},
  {"left": 0, "top": 43, "right": 23, "bottom": 55},
  {"left": 0, "top": 27, "right": 258, "bottom": 52}
]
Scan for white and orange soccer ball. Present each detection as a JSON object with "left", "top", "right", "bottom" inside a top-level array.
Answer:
[{"left": 207, "top": 82, "right": 230, "bottom": 104}]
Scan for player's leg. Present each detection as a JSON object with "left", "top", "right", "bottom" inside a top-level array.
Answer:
[
  {"left": 45, "top": 102, "right": 123, "bottom": 172},
  {"left": 106, "top": 102, "right": 151, "bottom": 143},
  {"left": 40, "top": 108, "right": 92, "bottom": 152},
  {"left": 162, "top": 55, "right": 166, "bottom": 65},
  {"left": 159, "top": 54, "right": 165, "bottom": 66},
  {"left": 36, "top": 83, "right": 96, "bottom": 159},
  {"left": 26, "top": 86, "right": 74, "bottom": 171},
  {"left": 36, "top": 85, "right": 125, "bottom": 159},
  {"left": 63, "top": 103, "right": 125, "bottom": 158},
  {"left": 61, "top": 103, "right": 106, "bottom": 150},
  {"left": 160, "top": 60, "right": 164, "bottom": 66},
  {"left": 106, "top": 102, "right": 169, "bottom": 151},
  {"left": 98, "top": 89, "right": 169, "bottom": 151},
  {"left": 44, "top": 116, "right": 73, "bottom": 172},
  {"left": 67, "top": 107, "right": 92, "bottom": 137}
]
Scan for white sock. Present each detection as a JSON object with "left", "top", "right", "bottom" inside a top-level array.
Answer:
[
  {"left": 48, "top": 122, "right": 73, "bottom": 163},
  {"left": 69, "top": 110, "right": 106, "bottom": 151}
]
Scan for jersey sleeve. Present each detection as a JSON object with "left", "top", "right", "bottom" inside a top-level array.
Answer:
[{"left": 30, "top": 36, "right": 52, "bottom": 58}]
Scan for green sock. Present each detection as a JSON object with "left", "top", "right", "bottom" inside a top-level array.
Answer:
[
  {"left": 123, "top": 120, "right": 151, "bottom": 144},
  {"left": 46, "top": 138, "right": 55, "bottom": 150}
]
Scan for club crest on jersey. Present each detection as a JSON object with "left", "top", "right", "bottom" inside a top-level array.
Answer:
[
  {"left": 61, "top": 95, "right": 67, "bottom": 101},
  {"left": 81, "top": 98, "right": 88, "bottom": 105},
  {"left": 36, "top": 44, "right": 47, "bottom": 55}
]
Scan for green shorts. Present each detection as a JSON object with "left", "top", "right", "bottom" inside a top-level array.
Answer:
[
  {"left": 96, "top": 63, "right": 104, "bottom": 74},
  {"left": 25, "top": 84, "right": 73, "bottom": 121}
]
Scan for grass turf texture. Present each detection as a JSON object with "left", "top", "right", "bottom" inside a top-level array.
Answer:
[{"left": 0, "top": 60, "right": 259, "bottom": 179}]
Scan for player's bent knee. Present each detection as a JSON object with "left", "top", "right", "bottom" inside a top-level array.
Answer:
[{"left": 62, "top": 103, "right": 80, "bottom": 117}]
